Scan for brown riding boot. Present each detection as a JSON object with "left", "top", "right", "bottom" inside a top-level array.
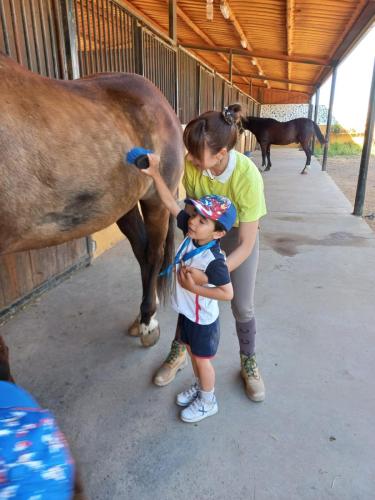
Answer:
[
  {"left": 153, "top": 340, "right": 187, "bottom": 386},
  {"left": 240, "top": 353, "right": 265, "bottom": 402}
]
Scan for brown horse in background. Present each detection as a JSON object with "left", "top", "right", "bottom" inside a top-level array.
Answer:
[
  {"left": 0, "top": 53, "right": 184, "bottom": 363},
  {"left": 228, "top": 103, "right": 326, "bottom": 174}
]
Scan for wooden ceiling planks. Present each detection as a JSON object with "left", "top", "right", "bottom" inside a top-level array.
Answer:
[{"left": 121, "top": 0, "right": 374, "bottom": 103}]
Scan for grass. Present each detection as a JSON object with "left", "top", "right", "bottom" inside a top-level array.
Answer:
[{"left": 314, "top": 142, "right": 363, "bottom": 157}]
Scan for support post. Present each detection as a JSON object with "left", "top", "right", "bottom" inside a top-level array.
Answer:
[
  {"left": 312, "top": 87, "right": 320, "bottom": 155},
  {"left": 229, "top": 49, "right": 233, "bottom": 84},
  {"left": 197, "top": 64, "right": 201, "bottom": 115},
  {"left": 168, "top": 0, "right": 177, "bottom": 44},
  {"left": 353, "top": 58, "right": 375, "bottom": 216},
  {"left": 134, "top": 23, "right": 143, "bottom": 76},
  {"left": 322, "top": 66, "right": 337, "bottom": 171},
  {"left": 59, "top": 0, "right": 80, "bottom": 79},
  {"left": 308, "top": 96, "right": 313, "bottom": 120}
]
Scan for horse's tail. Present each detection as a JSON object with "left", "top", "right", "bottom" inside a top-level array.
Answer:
[
  {"left": 313, "top": 121, "right": 326, "bottom": 145},
  {"left": 157, "top": 213, "right": 175, "bottom": 305}
]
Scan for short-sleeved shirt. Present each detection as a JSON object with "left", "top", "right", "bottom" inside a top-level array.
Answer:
[
  {"left": 170, "top": 210, "right": 230, "bottom": 325},
  {"left": 183, "top": 149, "right": 267, "bottom": 227}
]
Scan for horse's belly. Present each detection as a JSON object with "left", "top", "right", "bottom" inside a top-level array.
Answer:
[{"left": 0, "top": 170, "right": 152, "bottom": 254}]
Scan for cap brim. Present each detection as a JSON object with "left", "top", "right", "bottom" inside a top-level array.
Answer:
[{"left": 184, "top": 198, "right": 214, "bottom": 220}]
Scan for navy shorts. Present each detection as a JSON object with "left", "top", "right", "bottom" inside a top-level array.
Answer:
[{"left": 177, "top": 314, "right": 220, "bottom": 358}]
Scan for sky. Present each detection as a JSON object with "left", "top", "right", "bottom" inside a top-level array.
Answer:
[{"left": 318, "top": 25, "right": 375, "bottom": 132}]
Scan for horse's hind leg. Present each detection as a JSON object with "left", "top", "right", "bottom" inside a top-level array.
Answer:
[
  {"left": 138, "top": 198, "right": 171, "bottom": 347},
  {"left": 0, "top": 335, "right": 14, "bottom": 382},
  {"left": 266, "top": 144, "right": 272, "bottom": 170},
  {"left": 300, "top": 139, "right": 312, "bottom": 174},
  {"left": 262, "top": 143, "right": 271, "bottom": 171},
  {"left": 260, "top": 143, "right": 268, "bottom": 170},
  {"left": 116, "top": 205, "right": 152, "bottom": 340}
]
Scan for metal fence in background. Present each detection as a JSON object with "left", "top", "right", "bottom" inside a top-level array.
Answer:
[
  {"left": 142, "top": 28, "right": 177, "bottom": 110},
  {"left": 74, "top": 0, "right": 137, "bottom": 76},
  {"left": 178, "top": 47, "right": 199, "bottom": 123},
  {"left": 0, "top": 0, "right": 66, "bottom": 77},
  {"left": 199, "top": 65, "right": 214, "bottom": 114}
]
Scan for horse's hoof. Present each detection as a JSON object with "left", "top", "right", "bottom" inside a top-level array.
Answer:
[
  {"left": 127, "top": 316, "right": 141, "bottom": 337},
  {"left": 140, "top": 326, "right": 160, "bottom": 348}
]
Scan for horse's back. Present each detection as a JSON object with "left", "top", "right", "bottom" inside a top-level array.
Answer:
[{"left": 0, "top": 55, "right": 183, "bottom": 254}]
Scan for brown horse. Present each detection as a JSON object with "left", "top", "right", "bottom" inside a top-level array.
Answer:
[
  {"left": 0, "top": 53, "right": 184, "bottom": 357},
  {"left": 228, "top": 103, "right": 326, "bottom": 174}
]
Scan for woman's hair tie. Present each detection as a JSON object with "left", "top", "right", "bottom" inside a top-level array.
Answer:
[{"left": 221, "top": 106, "right": 235, "bottom": 126}]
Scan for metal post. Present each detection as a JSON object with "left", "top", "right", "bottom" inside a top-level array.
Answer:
[
  {"left": 229, "top": 49, "right": 233, "bottom": 84},
  {"left": 312, "top": 87, "right": 320, "bottom": 154},
  {"left": 307, "top": 96, "right": 313, "bottom": 119},
  {"left": 134, "top": 22, "right": 143, "bottom": 76},
  {"left": 353, "top": 57, "right": 375, "bottom": 216},
  {"left": 197, "top": 64, "right": 201, "bottom": 115},
  {"left": 168, "top": 0, "right": 176, "bottom": 44},
  {"left": 59, "top": 0, "right": 80, "bottom": 79},
  {"left": 322, "top": 66, "right": 337, "bottom": 171}
]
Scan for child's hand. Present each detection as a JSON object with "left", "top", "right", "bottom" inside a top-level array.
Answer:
[
  {"left": 177, "top": 266, "right": 198, "bottom": 293},
  {"left": 141, "top": 153, "right": 161, "bottom": 177},
  {"left": 183, "top": 267, "right": 208, "bottom": 286}
]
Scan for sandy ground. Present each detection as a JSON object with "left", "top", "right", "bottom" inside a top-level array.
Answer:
[{"left": 323, "top": 155, "right": 375, "bottom": 233}]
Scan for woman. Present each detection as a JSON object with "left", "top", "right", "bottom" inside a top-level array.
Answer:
[{"left": 153, "top": 104, "right": 267, "bottom": 402}]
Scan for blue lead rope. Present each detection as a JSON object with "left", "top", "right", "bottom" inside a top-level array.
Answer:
[{"left": 159, "top": 237, "right": 217, "bottom": 277}]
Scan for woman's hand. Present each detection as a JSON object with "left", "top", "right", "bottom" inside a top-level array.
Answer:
[{"left": 141, "top": 153, "right": 161, "bottom": 178}]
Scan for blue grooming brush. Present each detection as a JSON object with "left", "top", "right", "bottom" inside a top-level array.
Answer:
[{"left": 126, "top": 147, "right": 154, "bottom": 169}]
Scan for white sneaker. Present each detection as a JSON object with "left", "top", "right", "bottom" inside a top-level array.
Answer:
[
  {"left": 180, "top": 395, "right": 218, "bottom": 423},
  {"left": 176, "top": 383, "right": 200, "bottom": 407}
]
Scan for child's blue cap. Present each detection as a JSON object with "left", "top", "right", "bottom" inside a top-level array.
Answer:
[{"left": 185, "top": 194, "right": 237, "bottom": 232}]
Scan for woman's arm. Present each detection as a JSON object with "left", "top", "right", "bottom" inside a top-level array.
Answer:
[
  {"left": 141, "top": 154, "right": 181, "bottom": 217},
  {"left": 177, "top": 268, "right": 234, "bottom": 301},
  {"left": 226, "top": 220, "right": 259, "bottom": 272}
]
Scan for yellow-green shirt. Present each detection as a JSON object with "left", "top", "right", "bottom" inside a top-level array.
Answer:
[{"left": 183, "top": 150, "right": 267, "bottom": 227}]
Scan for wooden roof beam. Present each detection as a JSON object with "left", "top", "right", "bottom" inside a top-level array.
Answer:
[
  {"left": 220, "top": 1, "right": 270, "bottom": 88},
  {"left": 314, "top": 0, "right": 373, "bottom": 88},
  {"left": 227, "top": 72, "right": 314, "bottom": 88},
  {"left": 173, "top": 2, "right": 249, "bottom": 85},
  {"left": 286, "top": 0, "right": 295, "bottom": 91},
  {"left": 182, "top": 44, "right": 331, "bottom": 67},
  {"left": 117, "top": 0, "right": 170, "bottom": 41}
]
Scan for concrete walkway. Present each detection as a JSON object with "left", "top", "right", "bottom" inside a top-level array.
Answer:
[{"left": 2, "top": 148, "right": 375, "bottom": 500}]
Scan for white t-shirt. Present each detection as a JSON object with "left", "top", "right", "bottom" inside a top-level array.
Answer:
[{"left": 170, "top": 211, "right": 231, "bottom": 325}]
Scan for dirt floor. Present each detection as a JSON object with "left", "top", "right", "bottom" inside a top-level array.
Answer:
[{"left": 322, "top": 155, "right": 375, "bottom": 233}]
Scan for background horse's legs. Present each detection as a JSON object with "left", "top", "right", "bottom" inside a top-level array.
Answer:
[
  {"left": 266, "top": 144, "right": 272, "bottom": 170},
  {"left": 261, "top": 143, "right": 270, "bottom": 171},
  {"left": 300, "top": 137, "right": 312, "bottom": 174}
]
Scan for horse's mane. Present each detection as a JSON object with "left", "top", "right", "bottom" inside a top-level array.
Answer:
[{"left": 244, "top": 116, "right": 279, "bottom": 123}]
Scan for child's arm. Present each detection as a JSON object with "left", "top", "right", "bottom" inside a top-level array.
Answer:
[
  {"left": 177, "top": 268, "right": 234, "bottom": 301},
  {"left": 141, "top": 154, "right": 181, "bottom": 217}
]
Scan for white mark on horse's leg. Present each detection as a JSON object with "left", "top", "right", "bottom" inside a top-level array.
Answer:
[
  {"left": 128, "top": 314, "right": 141, "bottom": 336},
  {"left": 140, "top": 313, "right": 159, "bottom": 336}
]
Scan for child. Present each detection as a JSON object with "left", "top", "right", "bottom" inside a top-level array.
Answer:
[{"left": 142, "top": 154, "right": 236, "bottom": 423}]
